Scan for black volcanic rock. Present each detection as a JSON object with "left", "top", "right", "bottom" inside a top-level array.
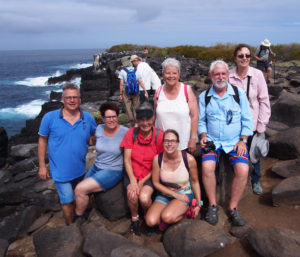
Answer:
[
  {"left": 0, "top": 127, "right": 8, "bottom": 168},
  {"left": 33, "top": 226, "right": 83, "bottom": 257},
  {"left": 94, "top": 181, "right": 129, "bottom": 221},
  {"left": 269, "top": 127, "right": 300, "bottom": 160},
  {"left": 271, "top": 91, "right": 300, "bottom": 127},
  {"left": 248, "top": 227, "right": 300, "bottom": 257},
  {"left": 163, "top": 219, "right": 231, "bottom": 257}
]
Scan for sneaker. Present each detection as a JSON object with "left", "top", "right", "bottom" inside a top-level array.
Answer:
[
  {"left": 252, "top": 182, "right": 263, "bottom": 195},
  {"left": 205, "top": 205, "right": 219, "bottom": 225},
  {"left": 130, "top": 220, "right": 141, "bottom": 236},
  {"left": 228, "top": 208, "right": 246, "bottom": 226}
]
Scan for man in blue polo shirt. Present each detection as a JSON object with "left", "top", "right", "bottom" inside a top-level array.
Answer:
[
  {"left": 38, "top": 83, "right": 97, "bottom": 224},
  {"left": 198, "top": 60, "right": 253, "bottom": 227}
]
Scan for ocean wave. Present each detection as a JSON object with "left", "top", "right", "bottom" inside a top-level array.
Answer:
[
  {"left": 51, "top": 63, "right": 92, "bottom": 70},
  {"left": 69, "top": 63, "right": 92, "bottom": 69},
  {"left": 0, "top": 99, "right": 46, "bottom": 120},
  {"left": 15, "top": 70, "right": 63, "bottom": 87},
  {"left": 15, "top": 65, "right": 84, "bottom": 88}
]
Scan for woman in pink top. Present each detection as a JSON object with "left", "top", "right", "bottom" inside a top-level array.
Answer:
[
  {"left": 229, "top": 44, "right": 271, "bottom": 195},
  {"left": 145, "top": 129, "right": 202, "bottom": 230}
]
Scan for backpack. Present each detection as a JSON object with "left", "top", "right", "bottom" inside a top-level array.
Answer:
[
  {"left": 205, "top": 85, "right": 240, "bottom": 106},
  {"left": 132, "top": 126, "right": 159, "bottom": 145},
  {"left": 124, "top": 67, "right": 139, "bottom": 95},
  {"left": 156, "top": 84, "right": 189, "bottom": 102},
  {"left": 158, "top": 150, "right": 189, "bottom": 171}
]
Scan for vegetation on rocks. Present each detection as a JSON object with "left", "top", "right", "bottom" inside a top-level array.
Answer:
[{"left": 107, "top": 43, "right": 300, "bottom": 62}]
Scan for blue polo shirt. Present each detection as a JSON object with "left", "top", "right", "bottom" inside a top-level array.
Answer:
[{"left": 38, "top": 108, "right": 97, "bottom": 182}]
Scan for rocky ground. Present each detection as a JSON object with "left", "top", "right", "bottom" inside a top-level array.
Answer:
[
  {"left": 4, "top": 157, "right": 300, "bottom": 257},
  {"left": 1, "top": 51, "right": 300, "bottom": 257}
]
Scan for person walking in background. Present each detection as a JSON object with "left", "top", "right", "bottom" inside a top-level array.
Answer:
[
  {"left": 38, "top": 83, "right": 97, "bottom": 225},
  {"left": 121, "top": 102, "right": 164, "bottom": 236},
  {"left": 74, "top": 102, "right": 128, "bottom": 221},
  {"left": 198, "top": 60, "right": 253, "bottom": 226},
  {"left": 119, "top": 56, "right": 148, "bottom": 126},
  {"left": 229, "top": 44, "right": 271, "bottom": 195},
  {"left": 145, "top": 129, "right": 202, "bottom": 230},
  {"left": 130, "top": 55, "right": 160, "bottom": 103},
  {"left": 154, "top": 58, "right": 198, "bottom": 153},
  {"left": 254, "top": 39, "right": 276, "bottom": 83}
]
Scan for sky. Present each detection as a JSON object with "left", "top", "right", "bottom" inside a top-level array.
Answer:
[{"left": 0, "top": 0, "right": 299, "bottom": 50}]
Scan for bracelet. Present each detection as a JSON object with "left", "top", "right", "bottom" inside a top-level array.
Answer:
[{"left": 197, "top": 201, "right": 203, "bottom": 207}]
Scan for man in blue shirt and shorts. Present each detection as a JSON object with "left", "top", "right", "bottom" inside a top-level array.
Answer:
[
  {"left": 198, "top": 60, "right": 253, "bottom": 227},
  {"left": 38, "top": 83, "right": 97, "bottom": 224}
]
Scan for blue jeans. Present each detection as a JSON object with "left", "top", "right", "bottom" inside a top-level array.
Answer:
[
  {"left": 251, "top": 160, "right": 261, "bottom": 184},
  {"left": 85, "top": 164, "right": 123, "bottom": 191}
]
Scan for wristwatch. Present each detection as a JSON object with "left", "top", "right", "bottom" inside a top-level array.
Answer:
[
  {"left": 240, "top": 138, "right": 247, "bottom": 144},
  {"left": 197, "top": 201, "right": 203, "bottom": 207}
]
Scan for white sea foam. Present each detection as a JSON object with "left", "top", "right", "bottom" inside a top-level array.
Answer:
[
  {"left": 0, "top": 99, "right": 46, "bottom": 120},
  {"left": 15, "top": 70, "right": 63, "bottom": 87},
  {"left": 69, "top": 63, "right": 92, "bottom": 69},
  {"left": 15, "top": 64, "right": 85, "bottom": 87}
]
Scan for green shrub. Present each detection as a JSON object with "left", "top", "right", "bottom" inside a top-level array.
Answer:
[
  {"left": 118, "top": 113, "right": 128, "bottom": 125},
  {"left": 106, "top": 43, "right": 300, "bottom": 62},
  {"left": 92, "top": 111, "right": 102, "bottom": 124},
  {"left": 92, "top": 111, "right": 129, "bottom": 125}
]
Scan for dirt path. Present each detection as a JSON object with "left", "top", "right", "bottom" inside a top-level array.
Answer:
[{"left": 210, "top": 157, "right": 300, "bottom": 257}]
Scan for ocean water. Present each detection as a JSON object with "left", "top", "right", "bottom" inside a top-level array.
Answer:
[{"left": 0, "top": 49, "right": 101, "bottom": 138}]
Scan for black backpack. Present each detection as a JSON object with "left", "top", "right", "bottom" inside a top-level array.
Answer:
[
  {"left": 204, "top": 85, "right": 240, "bottom": 106},
  {"left": 158, "top": 150, "right": 189, "bottom": 171},
  {"left": 132, "top": 127, "right": 159, "bottom": 145}
]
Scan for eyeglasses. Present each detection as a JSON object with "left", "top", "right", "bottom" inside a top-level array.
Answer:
[
  {"left": 104, "top": 115, "right": 118, "bottom": 120},
  {"left": 163, "top": 139, "right": 178, "bottom": 144},
  {"left": 237, "top": 54, "right": 251, "bottom": 59},
  {"left": 63, "top": 96, "right": 80, "bottom": 100},
  {"left": 226, "top": 110, "right": 233, "bottom": 125}
]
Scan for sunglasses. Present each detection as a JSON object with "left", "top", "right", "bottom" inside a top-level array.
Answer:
[
  {"left": 237, "top": 54, "right": 251, "bottom": 59},
  {"left": 226, "top": 110, "right": 233, "bottom": 125}
]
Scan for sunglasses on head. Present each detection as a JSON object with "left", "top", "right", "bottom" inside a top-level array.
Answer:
[{"left": 237, "top": 54, "right": 251, "bottom": 59}]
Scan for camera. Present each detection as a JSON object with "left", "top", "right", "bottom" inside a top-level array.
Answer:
[{"left": 203, "top": 141, "right": 216, "bottom": 153}]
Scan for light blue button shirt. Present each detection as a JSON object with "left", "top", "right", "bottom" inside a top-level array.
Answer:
[{"left": 198, "top": 83, "right": 253, "bottom": 153}]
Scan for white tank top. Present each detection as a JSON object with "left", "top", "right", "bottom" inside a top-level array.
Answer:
[{"left": 155, "top": 83, "right": 191, "bottom": 150}]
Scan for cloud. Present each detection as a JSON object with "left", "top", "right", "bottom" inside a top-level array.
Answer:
[{"left": 0, "top": 0, "right": 299, "bottom": 49}]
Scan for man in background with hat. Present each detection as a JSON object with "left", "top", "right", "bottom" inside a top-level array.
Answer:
[
  {"left": 119, "top": 56, "right": 148, "bottom": 126},
  {"left": 254, "top": 39, "right": 276, "bottom": 83},
  {"left": 130, "top": 55, "right": 160, "bottom": 104}
]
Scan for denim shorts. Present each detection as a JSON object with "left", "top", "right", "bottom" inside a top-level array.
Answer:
[
  {"left": 154, "top": 193, "right": 194, "bottom": 207},
  {"left": 201, "top": 147, "right": 249, "bottom": 165},
  {"left": 55, "top": 175, "right": 84, "bottom": 204},
  {"left": 84, "top": 164, "right": 123, "bottom": 191}
]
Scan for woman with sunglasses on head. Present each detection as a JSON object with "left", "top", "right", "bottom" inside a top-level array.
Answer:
[
  {"left": 120, "top": 101, "right": 164, "bottom": 236},
  {"left": 145, "top": 129, "right": 202, "bottom": 230},
  {"left": 74, "top": 102, "right": 128, "bottom": 221},
  {"left": 154, "top": 58, "right": 198, "bottom": 153},
  {"left": 229, "top": 44, "right": 271, "bottom": 195}
]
